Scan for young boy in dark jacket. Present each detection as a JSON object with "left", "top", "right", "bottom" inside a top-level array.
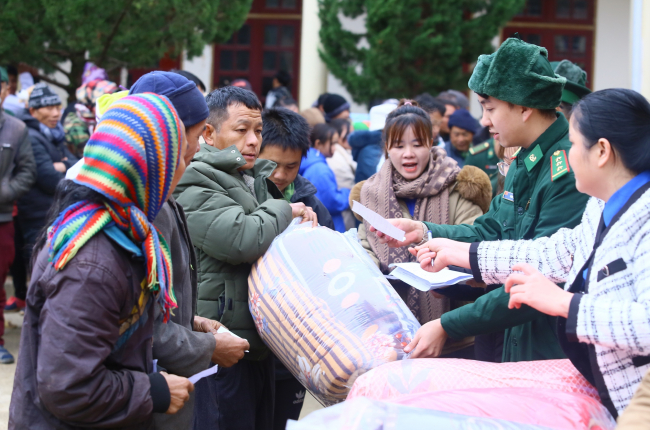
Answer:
[{"left": 259, "top": 108, "right": 335, "bottom": 231}]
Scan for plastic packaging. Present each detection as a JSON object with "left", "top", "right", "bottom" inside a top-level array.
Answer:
[
  {"left": 391, "top": 388, "right": 615, "bottom": 430},
  {"left": 248, "top": 221, "right": 420, "bottom": 406},
  {"left": 347, "top": 358, "right": 599, "bottom": 401},
  {"left": 286, "top": 397, "right": 553, "bottom": 430}
]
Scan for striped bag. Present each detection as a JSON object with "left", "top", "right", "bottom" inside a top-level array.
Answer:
[{"left": 249, "top": 221, "right": 420, "bottom": 406}]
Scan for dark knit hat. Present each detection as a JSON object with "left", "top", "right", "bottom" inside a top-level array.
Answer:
[
  {"left": 323, "top": 93, "right": 350, "bottom": 122},
  {"left": 469, "top": 38, "right": 566, "bottom": 109},
  {"left": 130, "top": 71, "right": 209, "bottom": 127},
  {"left": 29, "top": 83, "right": 62, "bottom": 109},
  {"left": 448, "top": 109, "right": 479, "bottom": 134},
  {"left": 0, "top": 67, "right": 7, "bottom": 83},
  {"left": 551, "top": 60, "right": 591, "bottom": 105}
]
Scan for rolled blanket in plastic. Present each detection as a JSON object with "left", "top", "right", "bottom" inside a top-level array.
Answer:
[{"left": 248, "top": 221, "right": 420, "bottom": 406}]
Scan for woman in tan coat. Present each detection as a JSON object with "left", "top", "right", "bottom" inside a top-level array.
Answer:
[{"left": 350, "top": 100, "right": 491, "bottom": 351}]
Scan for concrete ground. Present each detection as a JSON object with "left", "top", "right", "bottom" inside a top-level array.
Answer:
[{"left": 0, "top": 280, "right": 322, "bottom": 430}]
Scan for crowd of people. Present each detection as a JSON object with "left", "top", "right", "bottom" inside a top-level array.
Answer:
[{"left": 1, "top": 33, "right": 650, "bottom": 429}]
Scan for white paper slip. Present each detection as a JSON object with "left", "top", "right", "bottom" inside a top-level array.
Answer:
[
  {"left": 352, "top": 201, "right": 406, "bottom": 242},
  {"left": 217, "top": 326, "right": 249, "bottom": 352},
  {"left": 388, "top": 263, "right": 473, "bottom": 291},
  {"left": 188, "top": 365, "right": 219, "bottom": 384}
]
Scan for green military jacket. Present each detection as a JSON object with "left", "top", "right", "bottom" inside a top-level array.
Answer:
[
  {"left": 424, "top": 114, "right": 590, "bottom": 362},
  {"left": 174, "top": 144, "right": 293, "bottom": 360},
  {"left": 465, "top": 138, "right": 500, "bottom": 197}
]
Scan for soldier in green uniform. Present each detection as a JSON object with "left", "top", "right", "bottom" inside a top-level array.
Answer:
[
  {"left": 370, "top": 37, "right": 590, "bottom": 363},
  {"left": 464, "top": 137, "right": 500, "bottom": 197},
  {"left": 551, "top": 60, "right": 592, "bottom": 120}
]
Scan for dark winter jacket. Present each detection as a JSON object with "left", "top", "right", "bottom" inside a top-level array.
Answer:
[
  {"left": 152, "top": 198, "right": 216, "bottom": 430},
  {"left": 10, "top": 231, "right": 170, "bottom": 430},
  {"left": 444, "top": 140, "right": 467, "bottom": 167},
  {"left": 348, "top": 129, "right": 383, "bottom": 183},
  {"left": 0, "top": 109, "right": 36, "bottom": 222},
  {"left": 299, "top": 148, "right": 350, "bottom": 232},
  {"left": 290, "top": 174, "right": 334, "bottom": 230},
  {"left": 17, "top": 113, "right": 78, "bottom": 221}
]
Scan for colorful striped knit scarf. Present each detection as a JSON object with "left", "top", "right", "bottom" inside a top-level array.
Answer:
[{"left": 48, "top": 93, "right": 181, "bottom": 322}]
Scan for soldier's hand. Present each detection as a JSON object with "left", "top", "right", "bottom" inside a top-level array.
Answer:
[
  {"left": 160, "top": 372, "right": 194, "bottom": 415},
  {"left": 211, "top": 333, "right": 250, "bottom": 368},
  {"left": 370, "top": 219, "right": 424, "bottom": 247},
  {"left": 404, "top": 319, "right": 448, "bottom": 358}
]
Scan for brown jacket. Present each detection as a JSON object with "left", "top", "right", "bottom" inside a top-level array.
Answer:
[
  {"left": 152, "top": 198, "right": 216, "bottom": 430},
  {"left": 10, "top": 232, "right": 168, "bottom": 430}
]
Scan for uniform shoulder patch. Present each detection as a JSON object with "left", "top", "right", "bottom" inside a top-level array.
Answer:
[
  {"left": 551, "top": 149, "right": 570, "bottom": 181},
  {"left": 469, "top": 141, "right": 490, "bottom": 155}
]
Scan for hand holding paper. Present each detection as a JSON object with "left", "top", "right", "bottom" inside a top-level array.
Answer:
[
  {"left": 352, "top": 201, "right": 408, "bottom": 243},
  {"left": 210, "top": 326, "right": 250, "bottom": 368}
]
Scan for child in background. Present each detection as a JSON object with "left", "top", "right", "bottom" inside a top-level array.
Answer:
[
  {"left": 299, "top": 123, "right": 351, "bottom": 232},
  {"left": 328, "top": 119, "right": 357, "bottom": 230}
]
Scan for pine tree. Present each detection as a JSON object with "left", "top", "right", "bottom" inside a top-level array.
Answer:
[
  {"left": 0, "top": 0, "right": 252, "bottom": 100},
  {"left": 318, "top": 0, "right": 525, "bottom": 105}
]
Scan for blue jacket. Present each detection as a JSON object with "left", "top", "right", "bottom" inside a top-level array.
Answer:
[
  {"left": 299, "top": 148, "right": 350, "bottom": 232},
  {"left": 348, "top": 130, "right": 383, "bottom": 183}
]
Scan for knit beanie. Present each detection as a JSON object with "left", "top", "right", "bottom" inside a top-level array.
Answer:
[
  {"left": 448, "top": 109, "right": 479, "bottom": 134},
  {"left": 0, "top": 67, "right": 7, "bottom": 83},
  {"left": 551, "top": 60, "right": 591, "bottom": 105},
  {"left": 29, "top": 83, "right": 62, "bottom": 109},
  {"left": 469, "top": 37, "right": 566, "bottom": 109},
  {"left": 323, "top": 93, "right": 350, "bottom": 122},
  {"left": 130, "top": 71, "right": 209, "bottom": 127}
]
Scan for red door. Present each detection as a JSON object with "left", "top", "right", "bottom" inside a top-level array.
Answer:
[
  {"left": 213, "top": 0, "right": 302, "bottom": 103},
  {"left": 503, "top": 0, "right": 595, "bottom": 87}
]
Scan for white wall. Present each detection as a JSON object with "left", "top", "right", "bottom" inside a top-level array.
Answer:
[
  {"left": 182, "top": 44, "right": 214, "bottom": 93},
  {"left": 593, "top": 0, "right": 632, "bottom": 90},
  {"left": 299, "top": 0, "right": 328, "bottom": 109}
]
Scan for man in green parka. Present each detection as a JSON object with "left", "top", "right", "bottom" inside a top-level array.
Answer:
[
  {"left": 174, "top": 86, "right": 317, "bottom": 430},
  {"left": 370, "top": 37, "right": 590, "bottom": 363}
]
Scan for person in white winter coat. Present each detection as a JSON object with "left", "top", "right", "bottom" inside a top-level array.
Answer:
[{"left": 407, "top": 88, "right": 650, "bottom": 419}]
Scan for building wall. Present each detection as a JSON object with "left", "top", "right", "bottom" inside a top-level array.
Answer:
[
  {"left": 593, "top": 0, "right": 632, "bottom": 91},
  {"left": 182, "top": 44, "right": 215, "bottom": 93},
  {"left": 298, "top": 0, "right": 328, "bottom": 109}
]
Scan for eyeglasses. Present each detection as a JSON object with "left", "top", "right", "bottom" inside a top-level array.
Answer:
[{"left": 497, "top": 161, "right": 510, "bottom": 177}]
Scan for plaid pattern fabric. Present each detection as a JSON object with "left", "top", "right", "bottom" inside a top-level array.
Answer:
[{"left": 474, "top": 194, "right": 650, "bottom": 414}]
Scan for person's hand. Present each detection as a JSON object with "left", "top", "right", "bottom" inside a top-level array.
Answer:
[
  {"left": 369, "top": 219, "right": 424, "bottom": 248},
  {"left": 289, "top": 203, "right": 318, "bottom": 227},
  {"left": 53, "top": 162, "right": 67, "bottom": 173},
  {"left": 409, "top": 239, "right": 471, "bottom": 273},
  {"left": 504, "top": 263, "right": 573, "bottom": 318},
  {"left": 211, "top": 332, "right": 250, "bottom": 367},
  {"left": 160, "top": 372, "right": 194, "bottom": 415},
  {"left": 403, "top": 319, "right": 448, "bottom": 358},
  {"left": 193, "top": 316, "right": 223, "bottom": 334}
]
